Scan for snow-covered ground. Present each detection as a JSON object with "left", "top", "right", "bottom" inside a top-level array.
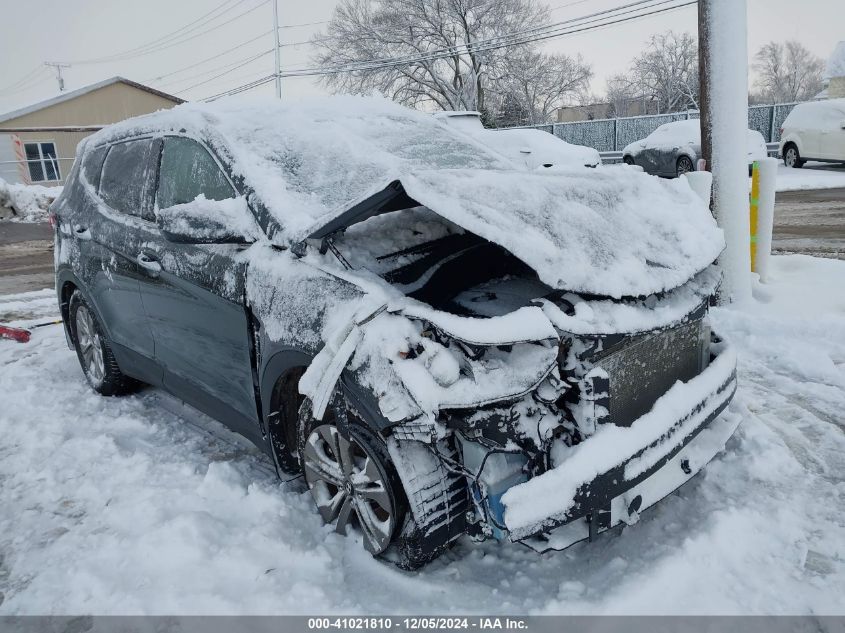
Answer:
[
  {"left": 0, "top": 178, "right": 61, "bottom": 223},
  {"left": 775, "top": 163, "right": 845, "bottom": 192},
  {"left": 1, "top": 254, "right": 844, "bottom": 615}
]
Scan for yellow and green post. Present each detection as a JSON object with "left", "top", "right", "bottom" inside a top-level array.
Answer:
[{"left": 749, "top": 160, "right": 760, "bottom": 272}]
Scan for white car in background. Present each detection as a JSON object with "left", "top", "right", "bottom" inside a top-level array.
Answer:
[
  {"left": 434, "top": 111, "right": 601, "bottom": 169},
  {"left": 779, "top": 98, "right": 845, "bottom": 168},
  {"left": 622, "top": 119, "right": 768, "bottom": 178}
]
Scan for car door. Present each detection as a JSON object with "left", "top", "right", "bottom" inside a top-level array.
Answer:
[
  {"left": 81, "top": 137, "right": 160, "bottom": 383},
  {"left": 820, "top": 105, "right": 845, "bottom": 160},
  {"left": 794, "top": 105, "right": 821, "bottom": 158},
  {"left": 134, "top": 135, "right": 260, "bottom": 437}
]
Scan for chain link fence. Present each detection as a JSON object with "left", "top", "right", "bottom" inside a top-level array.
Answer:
[{"left": 504, "top": 102, "right": 800, "bottom": 153}]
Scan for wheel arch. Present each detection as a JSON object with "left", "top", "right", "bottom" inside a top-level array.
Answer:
[{"left": 260, "top": 347, "right": 396, "bottom": 443}]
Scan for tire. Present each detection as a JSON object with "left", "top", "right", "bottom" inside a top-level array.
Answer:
[
  {"left": 676, "top": 155, "right": 694, "bottom": 177},
  {"left": 268, "top": 369, "right": 306, "bottom": 476},
  {"left": 622, "top": 156, "right": 635, "bottom": 166},
  {"left": 783, "top": 144, "right": 804, "bottom": 168},
  {"left": 69, "top": 291, "right": 139, "bottom": 396},
  {"left": 298, "top": 396, "right": 408, "bottom": 557}
]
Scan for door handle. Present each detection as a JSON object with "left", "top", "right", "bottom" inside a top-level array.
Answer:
[
  {"left": 73, "top": 225, "right": 91, "bottom": 241},
  {"left": 137, "top": 253, "right": 162, "bottom": 277}
]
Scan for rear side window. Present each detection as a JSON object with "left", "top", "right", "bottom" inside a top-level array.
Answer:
[
  {"left": 81, "top": 145, "right": 108, "bottom": 190},
  {"left": 157, "top": 137, "right": 234, "bottom": 209},
  {"left": 99, "top": 138, "right": 156, "bottom": 217}
]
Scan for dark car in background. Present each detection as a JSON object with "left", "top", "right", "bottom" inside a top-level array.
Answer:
[
  {"left": 52, "top": 97, "right": 738, "bottom": 568},
  {"left": 623, "top": 119, "right": 768, "bottom": 177}
]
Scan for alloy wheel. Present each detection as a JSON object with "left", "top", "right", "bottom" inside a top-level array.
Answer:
[
  {"left": 75, "top": 306, "right": 105, "bottom": 383},
  {"left": 302, "top": 423, "right": 395, "bottom": 554},
  {"left": 785, "top": 148, "right": 797, "bottom": 167},
  {"left": 677, "top": 156, "right": 693, "bottom": 176}
]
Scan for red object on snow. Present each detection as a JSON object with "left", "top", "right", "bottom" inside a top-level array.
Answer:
[
  {"left": 0, "top": 325, "right": 32, "bottom": 343},
  {"left": 0, "top": 320, "right": 62, "bottom": 343}
]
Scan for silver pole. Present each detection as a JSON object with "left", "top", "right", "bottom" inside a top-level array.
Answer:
[{"left": 273, "top": 0, "right": 281, "bottom": 98}]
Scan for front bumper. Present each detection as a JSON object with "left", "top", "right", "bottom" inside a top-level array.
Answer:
[{"left": 500, "top": 337, "right": 738, "bottom": 545}]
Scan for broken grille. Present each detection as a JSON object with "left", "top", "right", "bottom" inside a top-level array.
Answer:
[{"left": 592, "top": 319, "right": 707, "bottom": 427}]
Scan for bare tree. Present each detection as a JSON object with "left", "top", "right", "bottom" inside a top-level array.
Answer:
[
  {"left": 630, "top": 31, "right": 699, "bottom": 113},
  {"left": 489, "top": 50, "right": 592, "bottom": 126},
  {"left": 604, "top": 73, "right": 640, "bottom": 118},
  {"left": 752, "top": 41, "right": 824, "bottom": 103},
  {"left": 312, "top": 0, "right": 590, "bottom": 121}
]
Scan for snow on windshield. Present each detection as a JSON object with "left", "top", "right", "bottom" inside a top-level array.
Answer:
[{"left": 86, "top": 96, "right": 511, "bottom": 243}]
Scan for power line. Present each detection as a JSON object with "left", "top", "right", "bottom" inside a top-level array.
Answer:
[
  {"left": 0, "top": 66, "right": 49, "bottom": 95},
  {"left": 144, "top": 30, "right": 273, "bottom": 84},
  {"left": 208, "top": 0, "right": 694, "bottom": 100},
  {"left": 66, "top": 0, "right": 269, "bottom": 66},
  {"left": 280, "top": 0, "right": 689, "bottom": 78},
  {"left": 202, "top": 74, "right": 276, "bottom": 101},
  {"left": 176, "top": 49, "right": 275, "bottom": 93},
  {"left": 277, "top": 18, "right": 329, "bottom": 29},
  {"left": 67, "top": 0, "right": 239, "bottom": 64}
]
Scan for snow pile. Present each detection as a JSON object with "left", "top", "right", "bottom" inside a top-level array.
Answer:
[
  {"left": 2, "top": 254, "right": 844, "bottom": 614},
  {"left": 402, "top": 167, "right": 724, "bottom": 298},
  {"left": 0, "top": 178, "right": 61, "bottom": 222},
  {"left": 775, "top": 164, "right": 845, "bottom": 191}
]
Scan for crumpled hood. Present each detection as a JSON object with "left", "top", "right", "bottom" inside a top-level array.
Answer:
[{"left": 398, "top": 167, "right": 724, "bottom": 299}]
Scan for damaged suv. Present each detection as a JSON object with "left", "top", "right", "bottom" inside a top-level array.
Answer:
[{"left": 53, "top": 97, "right": 738, "bottom": 568}]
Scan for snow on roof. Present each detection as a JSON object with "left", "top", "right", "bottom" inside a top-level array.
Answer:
[
  {"left": 87, "top": 96, "right": 723, "bottom": 297},
  {"left": 0, "top": 77, "right": 183, "bottom": 125},
  {"left": 825, "top": 41, "right": 845, "bottom": 79},
  {"left": 87, "top": 95, "right": 512, "bottom": 242}
]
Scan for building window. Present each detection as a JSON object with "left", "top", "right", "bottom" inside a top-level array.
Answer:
[{"left": 24, "top": 142, "right": 60, "bottom": 182}]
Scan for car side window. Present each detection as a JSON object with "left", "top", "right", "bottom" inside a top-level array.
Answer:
[
  {"left": 81, "top": 145, "right": 108, "bottom": 190},
  {"left": 99, "top": 138, "right": 157, "bottom": 217},
  {"left": 157, "top": 137, "right": 234, "bottom": 210}
]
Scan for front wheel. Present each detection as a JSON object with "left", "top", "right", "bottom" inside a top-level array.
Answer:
[
  {"left": 622, "top": 156, "right": 635, "bottom": 166},
  {"left": 676, "top": 155, "right": 694, "bottom": 177},
  {"left": 300, "top": 400, "right": 404, "bottom": 555},
  {"left": 784, "top": 145, "right": 804, "bottom": 168}
]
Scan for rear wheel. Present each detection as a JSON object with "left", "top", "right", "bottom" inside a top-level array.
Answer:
[
  {"left": 784, "top": 144, "right": 804, "bottom": 168},
  {"left": 622, "top": 156, "right": 635, "bottom": 166},
  {"left": 69, "top": 291, "right": 138, "bottom": 396},
  {"left": 676, "top": 155, "right": 694, "bottom": 177}
]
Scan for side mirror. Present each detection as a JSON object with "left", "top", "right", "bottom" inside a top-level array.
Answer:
[{"left": 156, "top": 196, "right": 259, "bottom": 244}]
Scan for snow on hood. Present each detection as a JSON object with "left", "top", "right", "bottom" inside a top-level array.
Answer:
[
  {"left": 433, "top": 112, "right": 600, "bottom": 168},
  {"left": 397, "top": 167, "right": 724, "bottom": 298}
]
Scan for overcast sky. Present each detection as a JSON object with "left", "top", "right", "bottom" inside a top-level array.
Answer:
[{"left": 0, "top": 0, "right": 842, "bottom": 115}]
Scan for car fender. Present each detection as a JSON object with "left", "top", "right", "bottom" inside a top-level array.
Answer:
[
  {"left": 260, "top": 343, "right": 397, "bottom": 430},
  {"left": 780, "top": 132, "right": 802, "bottom": 155},
  {"left": 55, "top": 267, "right": 103, "bottom": 348}
]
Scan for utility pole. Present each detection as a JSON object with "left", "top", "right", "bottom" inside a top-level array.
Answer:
[
  {"left": 44, "top": 62, "right": 71, "bottom": 92},
  {"left": 272, "top": 0, "right": 281, "bottom": 98},
  {"left": 697, "top": 0, "right": 752, "bottom": 305},
  {"left": 697, "top": 1, "right": 711, "bottom": 180}
]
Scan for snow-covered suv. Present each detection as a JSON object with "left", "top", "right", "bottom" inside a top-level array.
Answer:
[{"left": 52, "top": 97, "right": 738, "bottom": 568}]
